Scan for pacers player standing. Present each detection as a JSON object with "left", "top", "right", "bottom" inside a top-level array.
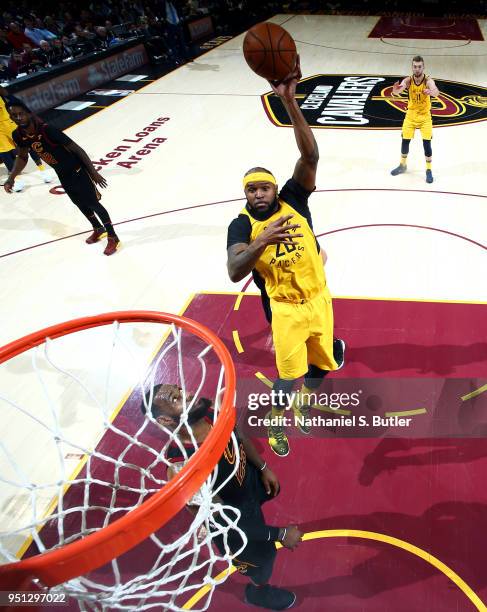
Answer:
[
  {"left": 390, "top": 55, "right": 439, "bottom": 184},
  {"left": 226, "top": 57, "right": 345, "bottom": 457}
]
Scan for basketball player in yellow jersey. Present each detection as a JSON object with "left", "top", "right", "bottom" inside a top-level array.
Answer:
[
  {"left": 390, "top": 55, "right": 439, "bottom": 184},
  {"left": 227, "top": 56, "right": 345, "bottom": 457},
  {"left": 0, "top": 95, "right": 24, "bottom": 192}
]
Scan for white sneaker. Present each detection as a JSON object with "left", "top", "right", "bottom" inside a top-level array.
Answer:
[
  {"left": 39, "top": 169, "right": 52, "bottom": 183},
  {"left": 12, "top": 179, "right": 25, "bottom": 192}
]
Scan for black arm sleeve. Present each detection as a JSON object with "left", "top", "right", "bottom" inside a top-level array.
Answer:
[
  {"left": 227, "top": 214, "right": 252, "bottom": 249},
  {"left": 278, "top": 177, "right": 314, "bottom": 220}
]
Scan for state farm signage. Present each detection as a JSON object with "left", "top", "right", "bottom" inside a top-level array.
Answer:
[{"left": 16, "top": 44, "right": 148, "bottom": 112}]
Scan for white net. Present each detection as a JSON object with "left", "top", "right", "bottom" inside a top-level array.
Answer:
[{"left": 0, "top": 317, "right": 246, "bottom": 610}]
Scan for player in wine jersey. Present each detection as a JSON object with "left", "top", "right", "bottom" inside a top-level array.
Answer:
[
  {"left": 3, "top": 101, "right": 120, "bottom": 255},
  {"left": 142, "top": 384, "right": 302, "bottom": 611},
  {"left": 390, "top": 55, "right": 439, "bottom": 184},
  {"left": 226, "top": 57, "right": 344, "bottom": 457},
  {"left": 0, "top": 87, "right": 52, "bottom": 189}
]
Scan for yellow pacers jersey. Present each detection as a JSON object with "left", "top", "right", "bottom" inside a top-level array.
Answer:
[
  {"left": 0, "top": 98, "right": 17, "bottom": 153},
  {"left": 240, "top": 199, "right": 326, "bottom": 302},
  {"left": 407, "top": 75, "right": 431, "bottom": 116}
]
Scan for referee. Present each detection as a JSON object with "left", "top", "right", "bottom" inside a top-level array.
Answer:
[{"left": 3, "top": 101, "right": 120, "bottom": 256}]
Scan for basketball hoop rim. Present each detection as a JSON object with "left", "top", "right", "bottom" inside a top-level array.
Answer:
[{"left": 0, "top": 311, "right": 236, "bottom": 589}]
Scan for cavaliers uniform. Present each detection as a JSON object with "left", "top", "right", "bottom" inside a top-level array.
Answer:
[
  {"left": 167, "top": 407, "right": 280, "bottom": 584},
  {"left": 227, "top": 178, "right": 337, "bottom": 380},
  {"left": 1, "top": 94, "right": 46, "bottom": 170},
  {"left": 12, "top": 120, "right": 101, "bottom": 208},
  {"left": 402, "top": 74, "right": 433, "bottom": 141}
]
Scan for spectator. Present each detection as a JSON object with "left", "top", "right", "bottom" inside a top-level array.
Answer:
[
  {"left": 35, "top": 17, "right": 59, "bottom": 40},
  {"left": 42, "top": 16, "right": 62, "bottom": 37},
  {"left": 128, "top": 0, "right": 146, "bottom": 18},
  {"left": 34, "top": 40, "right": 56, "bottom": 67},
  {"left": 1, "top": 13, "right": 14, "bottom": 27},
  {"left": 143, "top": 6, "right": 158, "bottom": 21},
  {"left": 183, "top": 0, "right": 203, "bottom": 18},
  {"left": 164, "top": 1, "right": 189, "bottom": 61},
  {"left": 141, "top": 18, "right": 172, "bottom": 64},
  {"left": 91, "top": 1, "right": 114, "bottom": 19},
  {"left": 0, "top": 62, "right": 16, "bottom": 81},
  {"left": 60, "top": 35, "right": 75, "bottom": 58},
  {"left": 120, "top": 7, "right": 138, "bottom": 23},
  {"left": 126, "top": 22, "right": 143, "bottom": 37},
  {"left": 145, "top": 17, "right": 168, "bottom": 37},
  {"left": 73, "top": 24, "right": 98, "bottom": 52},
  {"left": 74, "top": 24, "right": 96, "bottom": 41},
  {"left": 8, "top": 51, "right": 29, "bottom": 77},
  {"left": 94, "top": 26, "right": 120, "bottom": 48},
  {"left": 20, "top": 44, "right": 45, "bottom": 71},
  {"left": 0, "top": 0, "right": 304, "bottom": 82},
  {"left": 24, "top": 16, "right": 57, "bottom": 46},
  {"left": 7, "top": 22, "right": 37, "bottom": 51},
  {"left": 61, "top": 12, "right": 77, "bottom": 37},
  {"left": 52, "top": 38, "right": 73, "bottom": 62},
  {"left": 83, "top": 21, "right": 99, "bottom": 40},
  {"left": 80, "top": 10, "right": 97, "bottom": 25},
  {"left": 0, "top": 28, "right": 14, "bottom": 57}
]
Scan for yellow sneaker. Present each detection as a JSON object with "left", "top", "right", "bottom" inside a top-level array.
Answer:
[{"left": 266, "top": 411, "right": 290, "bottom": 457}]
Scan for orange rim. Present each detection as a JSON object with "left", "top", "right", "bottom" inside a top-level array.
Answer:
[{"left": 0, "top": 311, "right": 236, "bottom": 589}]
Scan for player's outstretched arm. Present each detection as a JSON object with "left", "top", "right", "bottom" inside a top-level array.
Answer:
[
  {"left": 238, "top": 427, "right": 280, "bottom": 496},
  {"left": 3, "top": 147, "right": 29, "bottom": 193},
  {"left": 65, "top": 142, "right": 108, "bottom": 188},
  {"left": 227, "top": 242, "right": 266, "bottom": 283},
  {"left": 392, "top": 76, "right": 410, "bottom": 96},
  {"left": 424, "top": 77, "right": 439, "bottom": 97},
  {"left": 269, "top": 55, "right": 318, "bottom": 192},
  {"left": 227, "top": 215, "right": 303, "bottom": 282}
]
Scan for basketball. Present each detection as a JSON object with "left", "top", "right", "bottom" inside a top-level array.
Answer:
[{"left": 243, "top": 22, "right": 297, "bottom": 81}]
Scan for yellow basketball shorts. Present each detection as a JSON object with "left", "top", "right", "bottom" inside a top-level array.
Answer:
[
  {"left": 270, "top": 288, "right": 337, "bottom": 380},
  {"left": 402, "top": 113, "right": 433, "bottom": 140}
]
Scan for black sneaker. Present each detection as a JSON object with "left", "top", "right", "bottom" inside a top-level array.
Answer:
[
  {"left": 244, "top": 584, "right": 296, "bottom": 610},
  {"left": 426, "top": 169, "right": 434, "bottom": 183},
  {"left": 293, "top": 402, "right": 312, "bottom": 435},
  {"left": 333, "top": 338, "right": 346, "bottom": 370}
]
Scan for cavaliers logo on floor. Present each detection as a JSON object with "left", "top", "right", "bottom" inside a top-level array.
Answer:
[{"left": 262, "top": 75, "right": 487, "bottom": 129}]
